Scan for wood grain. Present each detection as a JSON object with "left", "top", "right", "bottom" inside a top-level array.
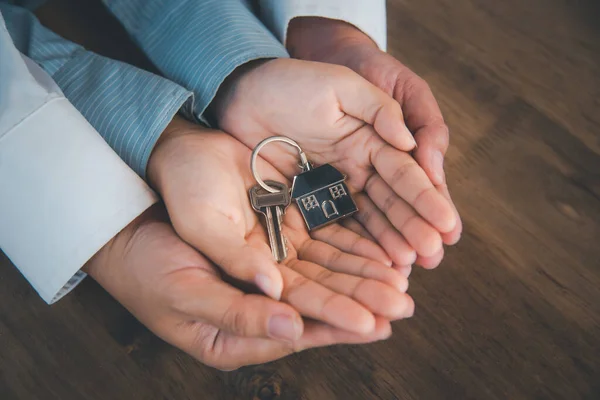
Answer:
[{"left": 1, "top": 0, "right": 599, "bottom": 399}]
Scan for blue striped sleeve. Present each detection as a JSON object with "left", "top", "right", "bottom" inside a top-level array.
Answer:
[
  {"left": 0, "top": 3, "right": 193, "bottom": 179},
  {"left": 103, "top": 0, "right": 289, "bottom": 121}
]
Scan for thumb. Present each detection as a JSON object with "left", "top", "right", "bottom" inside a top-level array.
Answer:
[
  {"left": 172, "top": 272, "right": 303, "bottom": 343},
  {"left": 334, "top": 69, "right": 416, "bottom": 152}
]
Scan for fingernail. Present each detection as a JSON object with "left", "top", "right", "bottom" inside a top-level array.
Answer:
[
  {"left": 406, "top": 127, "right": 418, "bottom": 149},
  {"left": 268, "top": 314, "right": 301, "bottom": 342},
  {"left": 432, "top": 151, "right": 445, "bottom": 184},
  {"left": 255, "top": 274, "right": 281, "bottom": 300},
  {"left": 398, "top": 265, "right": 412, "bottom": 279}
]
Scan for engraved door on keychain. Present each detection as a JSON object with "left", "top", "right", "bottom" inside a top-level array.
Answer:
[{"left": 291, "top": 163, "right": 358, "bottom": 231}]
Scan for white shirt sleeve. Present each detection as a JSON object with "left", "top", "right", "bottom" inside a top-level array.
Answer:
[
  {"left": 258, "top": 0, "right": 387, "bottom": 51},
  {"left": 0, "top": 15, "right": 158, "bottom": 304}
]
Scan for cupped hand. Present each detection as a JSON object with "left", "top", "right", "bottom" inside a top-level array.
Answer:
[
  {"left": 147, "top": 119, "right": 414, "bottom": 335},
  {"left": 286, "top": 17, "right": 463, "bottom": 268},
  {"left": 211, "top": 58, "right": 457, "bottom": 269},
  {"left": 85, "top": 204, "right": 393, "bottom": 371}
]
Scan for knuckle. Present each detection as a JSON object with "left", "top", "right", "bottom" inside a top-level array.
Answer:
[
  {"left": 413, "top": 186, "right": 438, "bottom": 208},
  {"left": 390, "top": 159, "right": 419, "bottom": 187},
  {"left": 284, "top": 274, "right": 311, "bottom": 297},
  {"left": 349, "top": 234, "right": 364, "bottom": 254},
  {"left": 411, "top": 76, "right": 430, "bottom": 92},
  {"left": 381, "top": 192, "right": 397, "bottom": 214},
  {"left": 363, "top": 173, "right": 379, "bottom": 193},
  {"left": 221, "top": 296, "right": 250, "bottom": 336},
  {"left": 399, "top": 75, "right": 427, "bottom": 97},
  {"left": 320, "top": 292, "right": 340, "bottom": 314},
  {"left": 398, "top": 213, "right": 420, "bottom": 234},
  {"left": 325, "top": 249, "right": 343, "bottom": 268},
  {"left": 358, "top": 259, "right": 370, "bottom": 276},
  {"left": 315, "top": 268, "right": 336, "bottom": 283},
  {"left": 350, "top": 278, "right": 368, "bottom": 300},
  {"left": 355, "top": 207, "right": 372, "bottom": 227}
]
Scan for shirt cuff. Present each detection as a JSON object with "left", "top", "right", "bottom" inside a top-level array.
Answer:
[
  {"left": 0, "top": 97, "right": 158, "bottom": 304},
  {"left": 103, "top": 0, "right": 289, "bottom": 121},
  {"left": 2, "top": 3, "right": 194, "bottom": 179},
  {"left": 258, "top": 0, "right": 387, "bottom": 51}
]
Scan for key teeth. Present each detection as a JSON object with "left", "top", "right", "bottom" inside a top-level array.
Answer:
[{"left": 249, "top": 182, "right": 290, "bottom": 263}]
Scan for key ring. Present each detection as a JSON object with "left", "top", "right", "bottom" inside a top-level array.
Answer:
[{"left": 251, "top": 136, "right": 310, "bottom": 193}]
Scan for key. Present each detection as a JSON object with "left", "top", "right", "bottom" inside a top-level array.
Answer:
[
  {"left": 250, "top": 136, "right": 357, "bottom": 233},
  {"left": 249, "top": 180, "right": 291, "bottom": 262}
]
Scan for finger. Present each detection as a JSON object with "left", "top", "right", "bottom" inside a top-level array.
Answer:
[
  {"left": 437, "top": 183, "right": 463, "bottom": 245},
  {"left": 372, "top": 145, "right": 456, "bottom": 233},
  {"left": 173, "top": 272, "right": 303, "bottom": 342},
  {"left": 288, "top": 255, "right": 414, "bottom": 320},
  {"left": 191, "top": 211, "right": 284, "bottom": 300},
  {"left": 298, "top": 316, "right": 392, "bottom": 349},
  {"left": 297, "top": 239, "right": 408, "bottom": 293},
  {"left": 310, "top": 222, "right": 392, "bottom": 266},
  {"left": 395, "top": 75, "right": 449, "bottom": 186},
  {"left": 335, "top": 69, "right": 416, "bottom": 152},
  {"left": 340, "top": 217, "right": 376, "bottom": 242},
  {"left": 352, "top": 192, "right": 417, "bottom": 266},
  {"left": 279, "top": 261, "right": 376, "bottom": 334},
  {"left": 394, "top": 264, "right": 413, "bottom": 278},
  {"left": 412, "top": 124, "right": 450, "bottom": 186},
  {"left": 178, "top": 317, "right": 392, "bottom": 371},
  {"left": 364, "top": 174, "right": 443, "bottom": 257},
  {"left": 415, "top": 246, "right": 445, "bottom": 270}
]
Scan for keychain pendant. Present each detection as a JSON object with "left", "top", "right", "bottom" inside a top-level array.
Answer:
[
  {"left": 290, "top": 163, "right": 358, "bottom": 231},
  {"left": 250, "top": 135, "right": 358, "bottom": 233}
]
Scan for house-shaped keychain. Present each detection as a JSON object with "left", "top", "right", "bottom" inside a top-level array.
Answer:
[{"left": 291, "top": 163, "right": 358, "bottom": 231}]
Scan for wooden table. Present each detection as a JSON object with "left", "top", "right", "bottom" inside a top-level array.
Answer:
[{"left": 1, "top": 1, "right": 599, "bottom": 399}]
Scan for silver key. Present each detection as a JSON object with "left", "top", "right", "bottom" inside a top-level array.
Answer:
[{"left": 249, "top": 180, "right": 291, "bottom": 262}]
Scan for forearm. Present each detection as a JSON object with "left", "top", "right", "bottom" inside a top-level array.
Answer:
[
  {"left": 0, "top": 8, "right": 158, "bottom": 303},
  {"left": 1, "top": 3, "right": 193, "bottom": 179},
  {"left": 103, "top": 0, "right": 289, "bottom": 122}
]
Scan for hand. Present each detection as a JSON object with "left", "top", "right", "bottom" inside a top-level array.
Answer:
[
  {"left": 211, "top": 58, "right": 457, "bottom": 270},
  {"left": 147, "top": 120, "right": 414, "bottom": 335},
  {"left": 85, "top": 204, "right": 393, "bottom": 370},
  {"left": 286, "top": 17, "right": 463, "bottom": 268}
]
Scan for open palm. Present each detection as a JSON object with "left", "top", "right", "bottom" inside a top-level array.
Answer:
[
  {"left": 88, "top": 205, "right": 395, "bottom": 371},
  {"left": 148, "top": 124, "right": 414, "bottom": 335},
  {"left": 214, "top": 59, "right": 457, "bottom": 267}
]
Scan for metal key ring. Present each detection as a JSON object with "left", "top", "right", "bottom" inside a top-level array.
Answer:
[{"left": 251, "top": 136, "right": 309, "bottom": 193}]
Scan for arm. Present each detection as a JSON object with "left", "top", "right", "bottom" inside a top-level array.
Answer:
[
  {"left": 102, "top": 0, "right": 289, "bottom": 122},
  {"left": 0, "top": 8, "right": 157, "bottom": 303},
  {"left": 1, "top": 3, "right": 193, "bottom": 179}
]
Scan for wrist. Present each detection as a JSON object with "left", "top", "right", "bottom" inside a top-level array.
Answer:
[
  {"left": 286, "top": 17, "right": 377, "bottom": 62},
  {"left": 83, "top": 204, "right": 167, "bottom": 280},
  {"left": 147, "top": 115, "right": 193, "bottom": 193},
  {"left": 209, "top": 58, "right": 275, "bottom": 126}
]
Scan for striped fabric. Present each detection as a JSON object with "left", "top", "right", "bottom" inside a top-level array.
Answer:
[
  {"left": 1, "top": 3, "right": 193, "bottom": 179},
  {"left": 1, "top": 0, "right": 289, "bottom": 178},
  {"left": 103, "top": 0, "right": 289, "bottom": 120}
]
